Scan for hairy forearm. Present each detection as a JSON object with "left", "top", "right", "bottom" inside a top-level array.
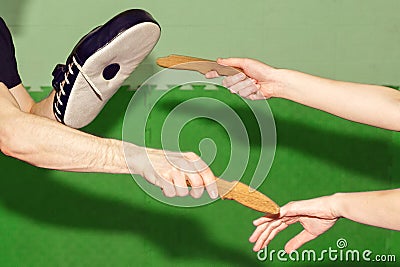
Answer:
[
  {"left": 276, "top": 69, "right": 400, "bottom": 130},
  {"left": 2, "top": 110, "right": 130, "bottom": 173},
  {"left": 330, "top": 189, "right": 400, "bottom": 231}
]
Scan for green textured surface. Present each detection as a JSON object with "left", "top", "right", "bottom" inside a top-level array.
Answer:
[
  {"left": 1, "top": 86, "right": 399, "bottom": 266},
  {"left": 0, "top": 0, "right": 399, "bottom": 266}
]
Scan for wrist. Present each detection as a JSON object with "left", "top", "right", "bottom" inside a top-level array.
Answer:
[
  {"left": 122, "top": 142, "right": 147, "bottom": 176},
  {"left": 102, "top": 138, "right": 130, "bottom": 174},
  {"left": 272, "top": 68, "right": 319, "bottom": 101},
  {"left": 269, "top": 68, "right": 293, "bottom": 99},
  {"left": 328, "top": 192, "right": 346, "bottom": 219}
]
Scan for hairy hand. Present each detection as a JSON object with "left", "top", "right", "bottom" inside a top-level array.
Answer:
[{"left": 126, "top": 144, "right": 218, "bottom": 199}]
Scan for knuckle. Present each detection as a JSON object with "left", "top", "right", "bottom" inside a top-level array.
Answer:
[
  {"left": 189, "top": 179, "right": 203, "bottom": 187},
  {"left": 271, "top": 220, "right": 281, "bottom": 226},
  {"left": 160, "top": 174, "right": 173, "bottom": 183},
  {"left": 185, "top": 152, "right": 199, "bottom": 160},
  {"left": 158, "top": 170, "right": 169, "bottom": 178},
  {"left": 239, "top": 90, "right": 247, "bottom": 97},
  {"left": 245, "top": 78, "right": 253, "bottom": 86},
  {"left": 202, "top": 166, "right": 214, "bottom": 176},
  {"left": 170, "top": 170, "right": 182, "bottom": 178}
]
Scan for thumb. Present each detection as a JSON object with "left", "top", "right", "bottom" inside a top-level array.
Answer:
[
  {"left": 284, "top": 230, "right": 317, "bottom": 253},
  {"left": 280, "top": 200, "right": 318, "bottom": 218},
  {"left": 279, "top": 201, "right": 302, "bottom": 218},
  {"left": 217, "top": 58, "right": 248, "bottom": 69}
]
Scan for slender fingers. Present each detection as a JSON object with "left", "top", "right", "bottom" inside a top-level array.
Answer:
[
  {"left": 253, "top": 216, "right": 276, "bottom": 226},
  {"left": 222, "top": 72, "right": 246, "bottom": 88},
  {"left": 186, "top": 173, "right": 205, "bottom": 199},
  {"left": 205, "top": 70, "right": 220, "bottom": 79},
  {"left": 284, "top": 230, "right": 317, "bottom": 254},
  {"left": 249, "top": 221, "right": 271, "bottom": 243},
  {"left": 252, "top": 220, "right": 284, "bottom": 251},
  {"left": 250, "top": 216, "right": 298, "bottom": 250},
  {"left": 248, "top": 89, "right": 266, "bottom": 100},
  {"left": 171, "top": 170, "right": 189, "bottom": 197},
  {"left": 229, "top": 79, "right": 259, "bottom": 98},
  {"left": 156, "top": 151, "right": 218, "bottom": 199},
  {"left": 185, "top": 152, "right": 218, "bottom": 199},
  {"left": 158, "top": 174, "right": 176, "bottom": 197},
  {"left": 250, "top": 218, "right": 289, "bottom": 244},
  {"left": 262, "top": 222, "right": 290, "bottom": 249},
  {"left": 199, "top": 166, "right": 218, "bottom": 199}
]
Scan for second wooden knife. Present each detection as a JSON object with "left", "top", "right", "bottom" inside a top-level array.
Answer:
[
  {"left": 187, "top": 178, "right": 279, "bottom": 215},
  {"left": 157, "top": 54, "right": 243, "bottom": 76}
]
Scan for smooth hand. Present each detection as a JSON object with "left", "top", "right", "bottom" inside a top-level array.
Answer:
[
  {"left": 125, "top": 144, "right": 218, "bottom": 199},
  {"left": 206, "top": 58, "right": 284, "bottom": 100},
  {"left": 249, "top": 196, "right": 338, "bottom": 253}
]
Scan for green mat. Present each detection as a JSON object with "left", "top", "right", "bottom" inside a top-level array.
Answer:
[{"left": 0, "top": 85, "right": 398, "bottom": 267}]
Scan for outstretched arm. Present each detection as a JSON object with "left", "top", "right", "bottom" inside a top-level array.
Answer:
[
  {"left": 332, "top": 189, "right": 400, "bottom": 230},
  {"left": 249, "top": 189, "right": 400, "bottom": 253},
  {"left": 0, "top": 82, "right": 218, "bottom": 199},
  {"left": 207, "top": 58, "right": 400, "bottom": 131}
]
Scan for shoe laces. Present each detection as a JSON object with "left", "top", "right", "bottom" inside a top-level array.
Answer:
[{"left": 54, "top": 56, "right": 103, "bottom": 122}]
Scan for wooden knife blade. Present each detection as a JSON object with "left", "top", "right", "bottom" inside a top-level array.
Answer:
[
  {"left": 187, "top": 178, "right": 280, "bottom": 214},
  {"left": 157, "top": 54, "right": 243, "bottom": 76}
]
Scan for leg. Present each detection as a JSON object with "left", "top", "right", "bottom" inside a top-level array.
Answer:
[
  {"left": 0, "top": 17, "right": 56, "bottom": 120},
  {"left": 30, "top": 89, "right": 56, "bottom": 119},
  {"left": 0, "top": 17, "right": 25, "bottom": 108},
  {"left": 9, "top": 84, "right": 56, "bottom": 120}
]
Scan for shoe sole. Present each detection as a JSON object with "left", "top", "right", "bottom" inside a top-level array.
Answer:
[{"left": 64, "top": 22, "right": 160, "bottom": 128}]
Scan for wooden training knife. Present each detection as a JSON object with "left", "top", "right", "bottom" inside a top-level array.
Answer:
[
  {"left": 158, "top": 55, "right": 278, "bottom": 214},
  {"left": 157, "top": 54, "right": 243, "bottom": 76},
  {"left": 188, "top": 178, "right": 280, "bottom": 214}
]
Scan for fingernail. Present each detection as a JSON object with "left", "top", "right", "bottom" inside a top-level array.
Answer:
[{"left": 211, "top": 190, "right": 218, "bottom": 199}]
